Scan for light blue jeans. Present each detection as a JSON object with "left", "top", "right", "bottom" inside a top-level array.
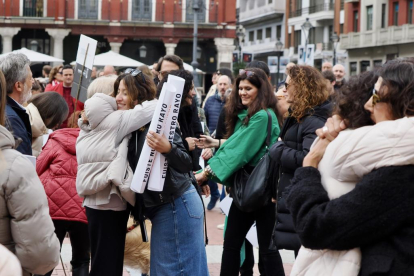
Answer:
[{"left": 145, "top": 185, "right": 209, "bottom": 276}]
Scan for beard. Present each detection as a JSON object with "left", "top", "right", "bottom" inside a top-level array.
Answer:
[{"left": 22, "top": 83, "right": 33, "bottom": 104}]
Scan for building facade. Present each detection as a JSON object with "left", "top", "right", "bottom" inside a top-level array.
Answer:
[
  {"left": 341, "top": 0, "right": 414, "bottom": 76},
  {"left": 0, "top": 0, "right": 237, "bottom": 76},
  {"left": 285, "top": 0, "right": 345, "bottom": 69}
]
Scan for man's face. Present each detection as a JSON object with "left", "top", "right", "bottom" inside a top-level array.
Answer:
[
  {"left": 158, "top": 60, "right": 179, "bottom": 81},
  {"left": 91, "top": 67, "right": 97, "bottom": 78},
  {"left": 322, "top": 62, "right": 333, "bottom": 72},
  {"left": 62, "top": 68, "right": 74, "bottom": 87},
  {"left": 217, "top": 76, "right": 230, "bottom": 96},
  {"left": 333, "top": 65, "right": 345, "bottom": 81},
  {"left": 18, "top": 66, "right": 34, "bottom": 104}
]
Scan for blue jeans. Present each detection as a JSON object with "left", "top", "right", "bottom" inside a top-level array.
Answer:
[{"left": 145, "top": 186, "right": 209, "bottom": 276}]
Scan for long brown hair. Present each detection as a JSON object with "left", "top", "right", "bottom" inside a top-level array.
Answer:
[
  {"left": 224, "top": 68, "right": 277, "bottom": 137},
  {"left": 113, "top": 72, "right": 156, "bottom": 109},
  {"left": 288, "top": 65, "right": 329, "bottom": 121},
  {"left": 0, "top": 70, "right": 6, "bottom": 126}
]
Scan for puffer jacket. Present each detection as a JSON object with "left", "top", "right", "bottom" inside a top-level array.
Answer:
[
  {"left": 270, "top": 100, "right": 331, "bottom": 251},
  {"left": 37, "top": 128, "right": 87, "bottom": 224},
  {"left": 76, "top": 93, "right": 157, "bottom": 207},
  {"left": 26, "top": 103, "right": 48, "bottom": 157},
  {"left": 0, "top": 125, "right": 60, "bottom": 275},
  {"left": 204, "top": 91, "right": 225, "bottom": 133},
  {"left": 291, "top": 116, "right": 414, "bottom": 276}
]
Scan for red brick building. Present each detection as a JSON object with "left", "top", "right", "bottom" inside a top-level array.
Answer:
[{"left": 0, "top": 0, "right": 237, "bottom": 75}]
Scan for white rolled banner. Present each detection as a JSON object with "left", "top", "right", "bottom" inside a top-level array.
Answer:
[{"left": 131, "top": 75, "right": 185, "bottom": 194}]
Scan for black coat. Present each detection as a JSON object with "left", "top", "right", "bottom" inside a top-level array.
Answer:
[
  {"left": 286, "top": 166, "right": 414, "bottom": 276},
  {"left": 269, "top": 100, "right": 331, "bottom": 251}
]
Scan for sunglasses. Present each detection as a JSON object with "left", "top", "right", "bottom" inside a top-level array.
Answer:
[
  {"left": 239, "top": 69, "right": 254, "bottom": 77},
  {"left": 57, "top": 71, "right": 63, "bottom": 75},
  {"left": 125, "top": 68, "right": 146, "bottom": 84},
  {"left": 372, "top": 88, "right": 381, "bottom": 106},
  {"left": 285, "top": 82, "right": 290, "bottom": 90}
]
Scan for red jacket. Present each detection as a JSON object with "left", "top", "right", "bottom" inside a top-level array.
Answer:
[
  {"left": 36, "top": 128, "right": 87, "bottom": 224},
  {"left": 45, "top": 82, "right": 84, "bottom": 111}
]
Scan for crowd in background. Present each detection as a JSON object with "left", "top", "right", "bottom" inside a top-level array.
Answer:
[{"left": 0, "top": 49, "right": 413, "bottom": 276}]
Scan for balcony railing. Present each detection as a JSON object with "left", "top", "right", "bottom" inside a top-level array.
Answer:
[
  {"left": 309, "top": 3, "right": 334, "bottom": 14},
  {"left": 290, "top": 3, "right": 334, "bottom": 18}
]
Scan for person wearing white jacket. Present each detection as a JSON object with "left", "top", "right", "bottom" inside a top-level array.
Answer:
[
  {"left": 290, "top": 69, "right": 414, "bottom": 276},
  {"left": 76, "top": 71, "right": 157, "bottom": 276}
]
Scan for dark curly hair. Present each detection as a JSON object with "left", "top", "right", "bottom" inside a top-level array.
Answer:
[
  {"left": 377, "top": 58, "right": 414, "bottom": 119},
  {"left": 288, "top": 65, "right": 329, "bottom": 121},
  {"left": 156, "top": 70, "right": 194, "bottom": 107},
  {"left": 224, "top": 67, "right": 277, "bottom": 137},
  {"left": 113, "top": 72, "right": 156, "bottom": 109},
  {"left": 333, "top": 71, "right": 377, "bottom": 128}
]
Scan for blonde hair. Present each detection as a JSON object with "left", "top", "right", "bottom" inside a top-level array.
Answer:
[{"left": 87, "top": 75, "right": 118, "bottom": 99}]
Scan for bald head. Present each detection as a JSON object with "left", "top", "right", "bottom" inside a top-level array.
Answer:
[
  {"left": 322, "top": 62, "right": 333, "bottom": 72},
  {"left": 103, "top": 65, "right": 116, "bottom": 76},
  {"left": 217, "top": 75, "right": 231, "bottom": 97},
  {"left": 333, "top": 64, "right": 345, "bottom": 82}
]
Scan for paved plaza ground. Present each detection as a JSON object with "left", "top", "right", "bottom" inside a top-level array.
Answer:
[{"left": 53, "top": 195, "right": 294, "bottom": 276}]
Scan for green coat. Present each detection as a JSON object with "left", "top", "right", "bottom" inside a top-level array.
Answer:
[{"left": 208, "top": 109, "right": 280, "bottom": 186}]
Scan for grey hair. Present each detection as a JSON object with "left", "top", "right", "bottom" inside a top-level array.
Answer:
[
  {"left": 87, "top": 74, "right": 118, "bottom": 99},
  {"left": 0, "top": 53, "right": 31, "bottom": 94}
]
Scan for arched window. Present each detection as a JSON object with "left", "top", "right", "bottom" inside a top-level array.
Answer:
[
  {"left": 186, "top": 0, "right": 206, "bottom": 23},
  {"left": 132, "top": 0, "right": 152, "bottom": 21},
  {"left": 79, "top": 0, "right": 98, "bottom": 19}
]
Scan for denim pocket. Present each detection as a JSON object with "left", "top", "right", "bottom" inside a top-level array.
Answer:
[{"left": 182, "top": 187, "right": 204, "bottom": 219}]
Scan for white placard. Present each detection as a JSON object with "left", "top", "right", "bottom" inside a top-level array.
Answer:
[
  {"left": 75, "top": 35, "right": 97, "bottom": 70},
  {"left": 131, "top": 75, "right": 185, "bottom": 193}
]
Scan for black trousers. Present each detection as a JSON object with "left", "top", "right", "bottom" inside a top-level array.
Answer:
[
  {"left": 220, "top": 202, "right": 285, "bottom": 276},
  {"left": 38, "top": 220, "right": 90, "bottom": 276},
  {"left": 85, "top": 207, "right": 129, "bottom": 276}
]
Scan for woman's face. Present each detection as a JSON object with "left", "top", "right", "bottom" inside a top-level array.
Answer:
[
  {"left": 55, "top": 68, "right": 63, "bottom": 82},
  {"left": 185, "top": 83, "right": 197, "bottom": 106},
  {"left": 364, "top": 77, "right": 394, "bottom": 123},
  {"left": 239, "top": 79, "right": 258, "bottom": 107},
  {"left": 283, "top": 75, "right": 295, "bottom": 104},
  {"left": 116, "top": 80, "right": 132, "bottom": 110}
]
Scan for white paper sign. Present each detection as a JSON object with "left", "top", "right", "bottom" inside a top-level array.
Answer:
[{"left": 131, "top": 75, "right": 185, "bottom": 193}]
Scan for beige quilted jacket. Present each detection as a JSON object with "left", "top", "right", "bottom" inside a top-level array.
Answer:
[{"left": 0, "top": 125, "right": 60, "bottom": 275}]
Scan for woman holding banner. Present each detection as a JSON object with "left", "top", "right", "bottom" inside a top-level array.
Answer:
[
  {"left": 195, "top": 68, "right": 284, "bottom": 275},
  {"left": 76, "top": 70, "right": 157, "bottom": 276}
]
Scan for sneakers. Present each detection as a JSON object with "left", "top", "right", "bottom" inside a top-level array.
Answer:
[{"left": 217, "top": 224, "right": 225, "bottom": 230}]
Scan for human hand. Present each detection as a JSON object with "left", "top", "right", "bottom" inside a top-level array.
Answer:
[
  {"left": 303, "top": 138, "right": 331, "bottom": 168},
  {"left": 201, "top": 148, "right": 213, "bottom": 160},
  {"left": 195, "top": 171, "right": 207, "bottom": 185},
  {"left": 201, "top": 185, "right": 210, "bottom": 197},
  {"left": 146, "top": 131, "right": 172, "bottom": 154},
  {"left": 185, "top": 137, "right": 197, "bottom": 151},
  {"left": 316, "top": 115, "right": 347, "bottom": 142},
  {"left": 196, "top": 135, "right": 218, "bottom": 149}
]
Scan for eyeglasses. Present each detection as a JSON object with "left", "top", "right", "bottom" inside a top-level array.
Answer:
[
  {"left": 125, "top": 68, "right": 146, "bottom": 84},
  {"left": 372, "top": 88, "right": 381, "bottom": 106},
  {"left": 239, "top": 69, "right": 254, "bottom": 77}
]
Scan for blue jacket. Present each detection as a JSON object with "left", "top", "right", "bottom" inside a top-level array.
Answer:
[
  {"left": 6, "top": 96, "right": 32, "bottom": 155},
  {"left": 203, "top": 91, "right": 225, "bottom": 134}
]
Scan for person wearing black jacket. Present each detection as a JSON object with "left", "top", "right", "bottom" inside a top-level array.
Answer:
[{"left": 269, "top": 65, "right": 332, "bottom": 254}]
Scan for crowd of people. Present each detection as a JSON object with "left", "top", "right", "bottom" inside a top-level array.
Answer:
[{"left": 0, "top": 49, "right": 413, "bottom": 276}]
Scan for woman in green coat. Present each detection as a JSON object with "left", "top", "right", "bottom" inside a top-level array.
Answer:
[{"left": 196, "top": 68, "right": 285, "bottom": 276}]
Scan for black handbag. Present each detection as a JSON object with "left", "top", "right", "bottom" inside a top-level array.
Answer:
[{"left": 230, "top": 110, "right": 272, "bottom": 213}]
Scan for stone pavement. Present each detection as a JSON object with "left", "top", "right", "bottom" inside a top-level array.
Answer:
[{"left": 54, "top": 193, "right": 294, "bottom": 276}]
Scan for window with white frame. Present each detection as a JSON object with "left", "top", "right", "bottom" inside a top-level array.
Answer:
[
  {"left": 186, "top": 0, "right": 206, "bottom": 23},
  {"left": 78, "top": 0, "right": 98, "bottom": 19},
  {"left": 23, "top": 0, "right": 43, "bottom": 17},
  {"left": 366, "top": 5, "right": 373, "bottom": 31},
  {"left": 132, "top": 0, "right": 152, "bottom": 21}
]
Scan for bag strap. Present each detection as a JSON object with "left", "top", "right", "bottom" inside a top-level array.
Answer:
[{"left": 265, "top": 110, "right": 272, "bottom": 148}]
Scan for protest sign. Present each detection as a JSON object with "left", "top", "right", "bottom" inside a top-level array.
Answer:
[
  {"left": 71, "top": 35, "right": 97, "bottom": 104},
  {"left": 131, "top": 75, "right": 185, "bottom": 193}
]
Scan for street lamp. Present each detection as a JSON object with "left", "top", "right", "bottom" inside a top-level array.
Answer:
[
  {"left": 275, "top": 38, "right": 284, "bottom": 85},
  {"left": 301, "top": 18, "right": 313, "bottom": 63},
  {"left": 236, "top": 26, "right": 245, "bottom": 62},
  {"left": 30, "top": 40, "right": 39, "bottom": 52},
  {"left": 139, "top": 45, "right": 147, "bottom": 58},
  {"left": 191, "top": 0, "right": 201, "bottom": 88},
  {"left": 331, "top": 32, "right": 339, "bottom": 66}
]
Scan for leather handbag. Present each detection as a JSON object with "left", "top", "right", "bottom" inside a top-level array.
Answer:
[{"left": 230, "top": 110, "right": 272, "bottom": 213}]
